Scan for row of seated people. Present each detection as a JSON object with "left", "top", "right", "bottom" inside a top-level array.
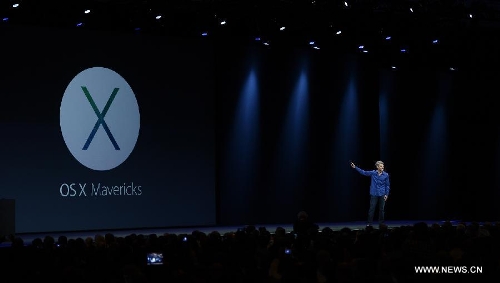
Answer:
[{"left": 0, "top": 217, "right": 499, "bottom": 283}]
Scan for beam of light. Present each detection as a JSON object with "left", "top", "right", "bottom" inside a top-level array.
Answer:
[
  {"left": 277, "top": 70, "right": 309, "bottom": 173},
  {"left": 271, "top": 68, "right": 310, "bottom": 216},
  {"left": 264, "top": 56, "right": 310, "bottom": 220},
  {"left": 379, "top": 70, "right": 395, "bottom": 161},
  {"left": 222, "top": 69, "right": 260, "bottom": 222},
  {"left": 418, "top": 73, "right": 451, "bottom": 218},
  {"left": 234, "top": 70, "right": 259, "bottom": 142},
  {"left": 333, "top": 78, "right": 359, "bottom": 162},
  {"left": 329, "top": 59, "right": 360, "bottom": 220}
]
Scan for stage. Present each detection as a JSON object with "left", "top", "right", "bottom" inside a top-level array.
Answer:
[{"left": 1, "top": 220, "right": 462, "bottom": 248}]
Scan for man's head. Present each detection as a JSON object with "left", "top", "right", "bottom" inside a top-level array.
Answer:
[{"left": 375, "top": 161, "right": 384, "bottom": 172}]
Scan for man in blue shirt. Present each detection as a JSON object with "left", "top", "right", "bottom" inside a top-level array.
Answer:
[{"left": 351, "top": 161, "right": 390, "bottom": 226}]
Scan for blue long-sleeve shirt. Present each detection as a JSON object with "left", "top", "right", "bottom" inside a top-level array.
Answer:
[{"left": 355, "top": 167, "right": 390, "bottom": 196}]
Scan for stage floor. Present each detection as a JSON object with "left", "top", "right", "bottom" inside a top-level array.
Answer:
[{"left": 0, "top": 219, "right": 462, "bottom": 248}]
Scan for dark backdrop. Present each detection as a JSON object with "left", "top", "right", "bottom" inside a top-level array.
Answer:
[
  {"left": 1, "top": 24, "right": 499, "bottom": 234},
  {"left": 216, "top": 40, "right": 500, "bottom": 225},
  {"left": 217, "top": 43, "right": 381, "bottom": 225}
]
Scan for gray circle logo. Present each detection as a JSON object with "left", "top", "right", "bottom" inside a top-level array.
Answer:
[{"left": 60, "top": 67, "right": 140, "bottom": 171}]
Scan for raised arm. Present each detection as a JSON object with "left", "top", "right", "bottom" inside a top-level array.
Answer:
[{"left": 350, "top": 162, "right": 373, "bottom": 176}]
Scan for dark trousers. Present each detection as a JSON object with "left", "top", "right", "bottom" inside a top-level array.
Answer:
[{"left": 368, "top": 195, "right": 385, "bottom": 225}]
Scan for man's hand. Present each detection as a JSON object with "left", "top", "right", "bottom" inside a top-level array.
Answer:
[
  {"left": 350, "top": 162, "right": 355, "bottom": 168},
  {"left": 384, "top": 195, "right": 388, "bottom": 201}
]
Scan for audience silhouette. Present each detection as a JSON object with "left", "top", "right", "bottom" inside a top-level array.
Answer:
[{"left": 1, "top": 220, "right": 499, "bottom": 282}]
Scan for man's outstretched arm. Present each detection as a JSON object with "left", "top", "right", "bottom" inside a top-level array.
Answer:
[{"left": 350, "top": 162, "right": 372, "bottom": 176}]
